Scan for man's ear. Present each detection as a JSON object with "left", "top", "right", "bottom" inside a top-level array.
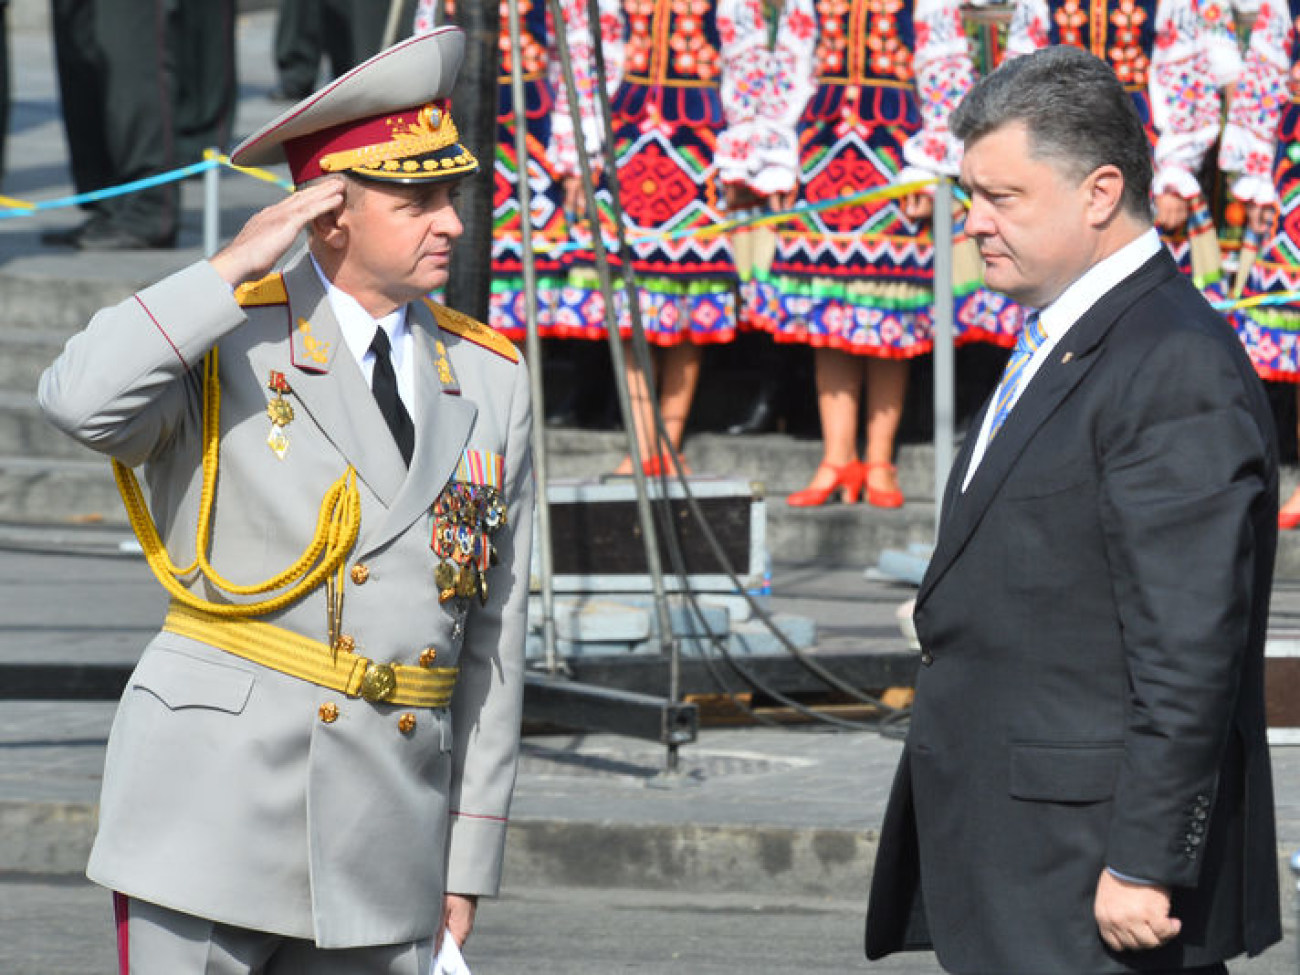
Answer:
[
  {"left": 1085, "top": 164, "right": 1126, "bottom": 227},
  {"left": 312, "top": 203, "right": 349, "bottom": 250}
]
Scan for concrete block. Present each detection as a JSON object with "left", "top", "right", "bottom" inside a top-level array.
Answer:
[
  {"left": 726, "top": 614, "right": 817, "bottom": 656},
  {"left": 525, "top": 632, "right": 651, "bottom": 659},
  {"left": 552, "top": 598, "right": 652, "bottom": 643},
  {"left": 697, "top": 593, "right": 757, "bottom": 623}
]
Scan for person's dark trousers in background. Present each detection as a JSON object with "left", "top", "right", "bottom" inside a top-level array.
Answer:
[
  {"left": 0, "top": 1, "right": 9, "bottom": 183},
  {"left": 172, "top": 0, "right": 236, "bottom": 164},
  {"left": 274, "top": 0, "right": 395, "bottom": 100},
  {"left": 49, "top": 0, "right": 177, "bottom": 248},
  {"left": 272, "top": 0, "right": 320, "bottom": 98}
]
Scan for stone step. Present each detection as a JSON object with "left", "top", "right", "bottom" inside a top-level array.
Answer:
[
  {"left": 0, "top": 330, "right": 70, "bottom": 392},
  {"left": 0, "top": 455, "right": 126, "bottom": 527},
  {"left": 540, "top": 429, "right": 942, "bottom": 498},
  {"left": 7, "top": 450, "right": 1300, "bottom": 576},
  {"left": 0, "top": 275, "right": 138, "bottom": 335},
  {"left": 0, "top": 392, "right": 107, "bottom": 461}
]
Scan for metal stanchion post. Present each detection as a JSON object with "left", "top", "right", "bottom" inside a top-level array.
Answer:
[
  {"left": 202, "top": 149, "right": 220, "bottom": 259},
  {"left": 505, "top": 0, "right": 560, "bottom": 673},
  {"left": 931, "top": 176, "right": 955, "bottom": 532}
]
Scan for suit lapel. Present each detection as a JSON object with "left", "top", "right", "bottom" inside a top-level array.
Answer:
[
  {"left": 360, "top": 300, "right": 476, "bottom": 556},
  {"left": 917, "top": 250, "right": 1177, "bottom": 607},
  {"left": 279, "top": 258, "right": 409, "bottom": 507}
]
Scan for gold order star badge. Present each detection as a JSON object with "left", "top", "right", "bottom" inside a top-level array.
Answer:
[{"left": 266, "top": 370, "right": 294, "bottom": 459}]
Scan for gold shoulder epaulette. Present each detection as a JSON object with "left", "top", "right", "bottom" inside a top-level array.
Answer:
[
  {"left": 235, "top": 273, "right": 288, "bottom": 308},
  {"left": 425, "top": 299, "right": 520, "bottom": 363}
]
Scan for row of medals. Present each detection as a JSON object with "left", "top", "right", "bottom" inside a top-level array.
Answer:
[
  {"left": 265, "top": 373, "right": 508, "bottom": 605},
  {"left": 433, "top": 481, "right": 508, "bottom": 605}
]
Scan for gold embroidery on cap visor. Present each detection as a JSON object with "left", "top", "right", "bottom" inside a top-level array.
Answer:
[{"left": 318, "top": 103, "right": 479, "bottom": 182}]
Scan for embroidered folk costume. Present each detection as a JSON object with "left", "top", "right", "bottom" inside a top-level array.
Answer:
[
  {"left": 415, "top": 0, "right": 624, "bottom": 341},
  {"left": 1220, "top": 0, "right": 1300, "bottom": 382},
  {"left": 740, "top": 0, "right": 975, "bottom": 358},
  {"left": 1005, "top": 0, "right": 1227, "bottom": 283},
  {"left": 553, "top": 0, "right": 743, "bottom": 345}
]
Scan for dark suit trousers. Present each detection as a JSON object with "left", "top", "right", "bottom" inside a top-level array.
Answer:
[
  {"left": 51, "top": 0, "right": 177, "bottom": 241},
  {"left": 171, "top": 0, "right": 236, "bottom": 163}
]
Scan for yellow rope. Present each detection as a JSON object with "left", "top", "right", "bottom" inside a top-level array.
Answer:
[{"left": 113, "top": 347, "right": 361, "bottom": 618}]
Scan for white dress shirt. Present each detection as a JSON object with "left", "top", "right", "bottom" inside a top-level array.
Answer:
[
  {"left": 961, "top": 228, "right": 1163, "bottom": 491},
  {"left": 310, "top": 254, "right": 417, "bottom": 419}
]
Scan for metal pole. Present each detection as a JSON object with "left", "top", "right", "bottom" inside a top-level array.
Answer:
[
  {"left": 202, "top": 149, "right": 220, "bottom": 259},
  {"left": 444, "top": 1, "right": 500, "bottom": 323},
  {"left": 580, "top": 0, "right": 691, "bottom": 772},
  {"left": 505, "top": 0, "right": 560, "bottom": 673},
  {"left": 931, "top": 176, "right": 955, "bottom": 533},
  {"left": 381, "top": 0, "right": 406, "bottom": 49},
  {"left": 547, "top": 0, "right": 681, "bottom": 771}
]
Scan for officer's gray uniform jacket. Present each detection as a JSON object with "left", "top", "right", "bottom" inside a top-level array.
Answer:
[{"left": 38, "top": 253, "right": 534, "bottom": 949}]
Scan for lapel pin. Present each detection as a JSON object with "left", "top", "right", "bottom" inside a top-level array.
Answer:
[{"left": 1061, "top": 351, "right": 1074, "bottom": 364}]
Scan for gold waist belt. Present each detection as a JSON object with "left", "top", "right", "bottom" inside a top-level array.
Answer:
[{"left": 163, "top": 602, "right": 458, "bottom": 708}]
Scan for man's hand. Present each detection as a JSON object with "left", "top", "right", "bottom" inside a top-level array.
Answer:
[
  {"left": 209, "top": 176, "right": 348, "bottom": 288},
  {"left": 1094, "top": 869, "right": 1181, "bottom": 952},
  {"left": 438, "top": 892, "right": 478, "bottom": 952}
]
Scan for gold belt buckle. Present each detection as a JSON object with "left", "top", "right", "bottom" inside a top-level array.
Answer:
[{"left": 359, "top": 662, "right": 398, "bottom": 703}]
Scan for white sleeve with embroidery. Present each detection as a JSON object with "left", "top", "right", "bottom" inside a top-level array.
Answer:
[
  {"left": 901, "top": 0, "right": 977, "bottom": 181},
  {"left": 548, "top": 0, "right": 625, "bottom": 178},
  {"left": 716, "top": 0, "right": 818, "bottom": 196},
  {"left": 1004, "top": 0, "right": 1052, "bottom": 58},
  {"left": 1199, "top": 0, "right": 1245, "bottom": 85},
  {"left": 1149, "top": 0, "right": 1224, "bottom": 198},
  {"left": 1219, "top": 0, "right": 1292, "bottom": 205}
]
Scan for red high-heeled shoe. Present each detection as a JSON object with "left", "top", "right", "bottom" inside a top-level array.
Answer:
[
  {"left": 1279, "top": 508, "right": 1300, "bottom": 530},
  {"left": 786, "top": 461, "right": 864, "bottom": 507},
  {"left": 863, "top": 462, "right": 904, "bottom": 509},
  {"left": 642, "top": 454, "right": 692, "bottom": 476}
]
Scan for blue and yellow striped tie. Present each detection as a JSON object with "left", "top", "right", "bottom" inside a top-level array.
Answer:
[{"left": 988, "top": 312, "right": 1047, "bottom": 440}]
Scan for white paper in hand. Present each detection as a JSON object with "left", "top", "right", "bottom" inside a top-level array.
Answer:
[{"left": 430, "top": 928, "right": 472, "bottom": 975}]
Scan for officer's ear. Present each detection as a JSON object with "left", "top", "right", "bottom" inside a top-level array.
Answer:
[{"left": 311, "top": 190, "right": 352, "bottom": 249}]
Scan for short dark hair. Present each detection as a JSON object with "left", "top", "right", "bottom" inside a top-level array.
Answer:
[{"left": 951, "top": 46, "right": 1152, "bottom": 220}]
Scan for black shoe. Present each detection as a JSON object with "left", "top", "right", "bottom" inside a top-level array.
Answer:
[
  {"left": 268, "top": 82, "right": 313, "bottom": 102},
  {"left": 40, "top": 215, "right": 106, "bottom": 248},
  {"left": 725, "top": 386, "right": 781, "bottom": 435},
  {"left": 75, "top": 220, "right": 176, "bottom": 251}
]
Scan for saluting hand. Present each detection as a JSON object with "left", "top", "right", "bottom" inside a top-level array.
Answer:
[
  {"left": 209, "top": 176, "right": 348, "bottom": 288},
  {"left": 1094, "top": 869, "right": 1181, "bottom": 953}
]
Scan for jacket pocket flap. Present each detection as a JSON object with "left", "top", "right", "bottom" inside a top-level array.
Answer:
[
  {"left": 1009, "top": 743, "right": 1123, "bottom": 802},
  {"left": 132, "top": 647, "right": 254, "bottom": 714}
]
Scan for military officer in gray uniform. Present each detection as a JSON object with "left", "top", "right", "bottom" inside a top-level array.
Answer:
[{"left": 39, "top": 27, "right": 533, "bottom": 974}]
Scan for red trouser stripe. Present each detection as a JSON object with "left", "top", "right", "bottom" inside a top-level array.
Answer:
[{"left": 114, "top": 892, "right": 130, "bottom": 975}]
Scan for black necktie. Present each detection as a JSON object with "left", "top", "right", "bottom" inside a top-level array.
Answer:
[{"left": 369, "top": 326, "right": 415, "bottom": 466}]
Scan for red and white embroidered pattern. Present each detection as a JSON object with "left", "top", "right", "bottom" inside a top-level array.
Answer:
[{"left": 715, "top": 0, "right": 818, "bottom": 194}]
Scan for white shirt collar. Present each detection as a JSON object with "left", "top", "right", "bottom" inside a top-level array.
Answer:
[
  {"left": 308, "top": 254, "right": 416, "bottom": 413},
  {"left": 310, "top": 254, "right": 409, "bottom": 367},
  {"left": 1035, "top": 227, "right": 1162, "bottom": 339},
  {"left": 960, "top": 228, "right": 1161, "bottom": 492}
]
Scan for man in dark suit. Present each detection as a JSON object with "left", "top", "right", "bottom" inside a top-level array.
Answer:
[{"left": 865, "top": 46, "right": 1282, "bottom": 974}]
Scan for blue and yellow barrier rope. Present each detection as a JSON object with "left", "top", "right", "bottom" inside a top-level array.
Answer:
[{"left": 1, "top": 151, "right": 1290, "bottom": 314}]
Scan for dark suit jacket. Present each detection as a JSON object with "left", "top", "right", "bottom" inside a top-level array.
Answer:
[{"left": 865, "top": 249, "right": 1282, "bottom": 974}]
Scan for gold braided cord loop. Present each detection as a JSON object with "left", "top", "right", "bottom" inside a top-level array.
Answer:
[{"left": 113, "top": 348, "right": 361, "bottom": 618}]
